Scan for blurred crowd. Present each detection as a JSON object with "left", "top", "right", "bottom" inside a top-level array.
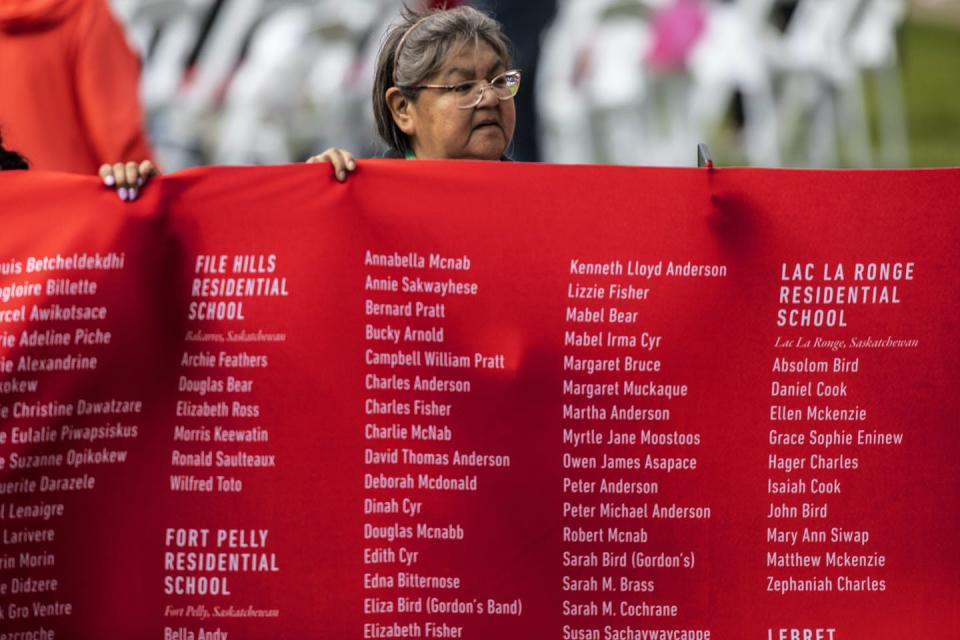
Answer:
[{"left": 3, "top": 0, "right": 926, "bottom": 170}]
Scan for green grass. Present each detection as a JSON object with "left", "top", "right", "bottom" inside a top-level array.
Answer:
[{"left": 900, "top": 19, "right": 960, "bottom": 167}]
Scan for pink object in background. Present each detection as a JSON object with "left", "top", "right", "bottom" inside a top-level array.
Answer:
[{"left": 647, "top": 0, "right": 707, "bottom": 71}]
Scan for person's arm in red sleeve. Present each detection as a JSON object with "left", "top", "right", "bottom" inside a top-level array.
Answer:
[{"left": 74, "top": 0, "right": 156, "bottom": 169}]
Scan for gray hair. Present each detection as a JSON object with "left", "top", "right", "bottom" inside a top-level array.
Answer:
[{"left": 372, "top": 5, "right": 514, "bottom": 155}]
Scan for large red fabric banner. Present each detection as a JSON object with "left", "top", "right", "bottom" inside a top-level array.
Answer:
[{"left": 0, "top": 162, "right": 957, "bottom": 639}]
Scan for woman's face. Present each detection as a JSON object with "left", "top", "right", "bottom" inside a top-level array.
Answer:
[{"left": 398, "top": 40, "right": 516, "bottom": 160}]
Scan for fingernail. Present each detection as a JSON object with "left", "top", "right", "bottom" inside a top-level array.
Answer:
[
  {"left": 136, "top": 177, "right": 144, "bottom": 187},
  {"left": 130, "top": 188, "right": 139, "bottom": 201},
  {"left": 348, "top": 161, "right": 356, "bottom": 170},
  {"left": 103, "top": 175, "right": 115, "bottom": 186},
  {"left": 118, "top": 187, "right": 128, "bottom": 201},
  {"left": 337, "top": 171, "right": 345, "bottom": 181}
]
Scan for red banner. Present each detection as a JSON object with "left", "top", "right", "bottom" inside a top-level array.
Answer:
[{"left": 0, "top": 162, "right": 958, "bottom": 639}]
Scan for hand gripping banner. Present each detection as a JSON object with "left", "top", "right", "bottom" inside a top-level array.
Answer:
[{"left": 0, "top": 162, "right": 958, "bottom": 639}]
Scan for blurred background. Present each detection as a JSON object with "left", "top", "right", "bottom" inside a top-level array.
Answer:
[{"left": 106, "top": 0, "right": 958, "bottom": 169}]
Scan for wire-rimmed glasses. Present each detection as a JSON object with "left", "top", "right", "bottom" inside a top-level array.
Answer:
[{"left": 398, "top": 70, "right": 522, "bottom": 109}]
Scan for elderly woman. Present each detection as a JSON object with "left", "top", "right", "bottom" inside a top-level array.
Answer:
[
  {"left": 309, "top": 5, "right": 520, "bottom": 180},
  {"left": 108, "top": 6, "right": 517, "bottom": 191}
]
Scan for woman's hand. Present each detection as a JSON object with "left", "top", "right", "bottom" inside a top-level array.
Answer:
[
  {"left": 99, "top": 160, "right": 159, "bottom": 201},
  {"left": 307, "top": 148, "right": 356, "bottom": 182}
]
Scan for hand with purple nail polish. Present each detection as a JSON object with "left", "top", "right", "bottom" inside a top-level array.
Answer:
[{"left": 98, "top": 160, "right": 158, "bottom": 202}]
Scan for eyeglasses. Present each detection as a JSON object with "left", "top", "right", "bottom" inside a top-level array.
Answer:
[{"left": 398, "top": 70, "right": 522, "bottom": 109}]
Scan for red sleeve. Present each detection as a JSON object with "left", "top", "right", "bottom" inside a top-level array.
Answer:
[{"left": 73, "top": 0, "right": 156, "bottom": 166}]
